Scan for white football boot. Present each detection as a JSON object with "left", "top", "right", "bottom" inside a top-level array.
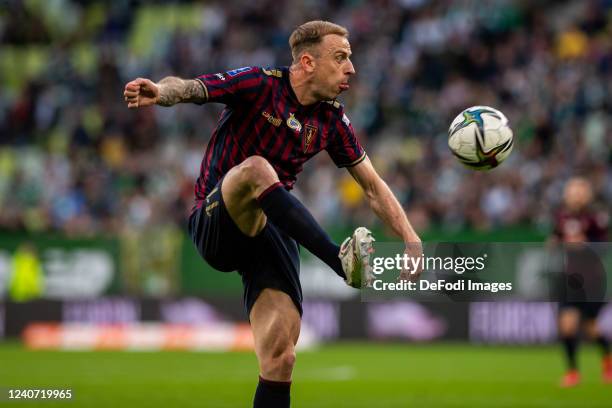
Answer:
[{"left": 339, "top": 227, "right": 375, "bottom": 288}]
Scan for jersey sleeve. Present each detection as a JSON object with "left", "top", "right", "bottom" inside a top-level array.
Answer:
[
  {"left": 325, "top": 106, "right": 366, "bottom": 168},
  {"left": 195, "top": 66, "right": 263, "bottom": 107}
]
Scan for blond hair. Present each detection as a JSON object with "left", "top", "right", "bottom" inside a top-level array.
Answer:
[{"left": 289, "top": 20, "right": 349, "bottom": 62}]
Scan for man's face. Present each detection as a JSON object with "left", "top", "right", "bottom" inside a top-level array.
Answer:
[
  {"left": 563, "top": 178, "right": 592, "bottom": 211},
  {"left": 310, "top": 34, "right": 355, "bottom": 100}
]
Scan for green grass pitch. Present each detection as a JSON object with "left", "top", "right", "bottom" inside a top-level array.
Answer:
[{"left": 0, "top": 342, "right": 610, "bottom": 407}]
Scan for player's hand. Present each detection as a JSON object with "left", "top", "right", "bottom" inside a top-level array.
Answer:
[
  {"left": 398, "top": 238, "right": 423, "bottom": 282},
  {"left": 123, "top": 78, "right": 159, "bottom": 108}
]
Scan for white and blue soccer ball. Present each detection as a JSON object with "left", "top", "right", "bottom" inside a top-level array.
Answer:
[{"left": 448, "top": 106, "right": 514, "bottom": 170}]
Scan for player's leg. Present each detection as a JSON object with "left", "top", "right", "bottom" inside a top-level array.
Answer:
[
  {"left": 558, "top": 305, "right": 581, "bottom": 387},
  {"left": 583, "top": 303, "right": 612, "bottom": 383},
  {"left": 250, "top": 289, "right": 300, "bottom": 408},
  {"left": 221, "top": 155, "right": 351, "bottom": 279}
]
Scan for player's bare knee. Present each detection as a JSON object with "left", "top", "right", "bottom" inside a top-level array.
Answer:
[
  {"left": 238, "top": 155, "right": 279, "bottom": 195},
  {"left": 585, "top": 320, "right": 600, "bottom": 339},
  {"left": 559, "top": 311, "right": 579, "bottom": 336},
  {"left": 262, "top": 347, "right": 296, "bottom": 378},
  {"left": 559, "top": 322, "right": 578, "bottom": 336},
  {"left": 278, "top": 349, "right": 296, "bottom": 370}
]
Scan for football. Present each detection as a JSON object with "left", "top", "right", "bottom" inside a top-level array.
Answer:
[{"left": 448, "top": 106, "right": 514, "bottom": 170}]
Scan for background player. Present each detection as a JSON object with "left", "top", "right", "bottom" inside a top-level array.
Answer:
[
  {"left": 552, "top": 177, "right": 611, "bottom": 387},
  {"left": 123, "top": 20, "right": 421, "bottom": 407}
]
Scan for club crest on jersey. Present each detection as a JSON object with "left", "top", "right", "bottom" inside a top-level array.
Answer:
[
  {"left": 286, "top": 113, "right": 302, "bottom": 133},
  {"left": 303, "top": 125, "right": 317, "bottom": 152}
]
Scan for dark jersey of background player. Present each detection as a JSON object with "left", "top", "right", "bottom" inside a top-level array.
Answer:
[
  {"left": 552, "top": 206, "right": 609, "bottom": 302},
  {"left": 553, "top": 209, "right": 609, "bottom": 242},
  {"left": 191, "top": 66, "right": 366, "bottom": 210}
]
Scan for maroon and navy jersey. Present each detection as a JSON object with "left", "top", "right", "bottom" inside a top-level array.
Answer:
[
  {"left": 192, "top": 66, "right": 366, "bottom": 210},
  {"left": 553, "top": 209, "right": 609, "bottom": 303},
  {"left": 553, "top": 209, "right": 609, "bottom": 242}
]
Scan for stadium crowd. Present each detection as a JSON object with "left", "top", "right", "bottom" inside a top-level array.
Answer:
[{"left": 0, "top": 0, "right": 610, "bottom": 236}]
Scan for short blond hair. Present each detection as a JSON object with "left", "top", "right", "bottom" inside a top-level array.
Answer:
[{"left": 289, "top": 20, "right": 349, "bottom": 61}]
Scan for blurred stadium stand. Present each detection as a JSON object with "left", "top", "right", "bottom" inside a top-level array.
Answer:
[{"left": 0, "top": 0, "right": 610, "bottom": 235}]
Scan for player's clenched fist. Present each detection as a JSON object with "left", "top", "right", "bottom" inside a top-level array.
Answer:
[{"left": 123, "top": 78, "right": 159, "bottom": 108}]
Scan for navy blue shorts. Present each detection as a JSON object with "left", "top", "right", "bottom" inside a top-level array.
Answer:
[
  {"left": 559, "top": 302, "right": 606, "bottom": 320},
  {"left": 188, "top": 178, "right": 303, "bottom": 317}
]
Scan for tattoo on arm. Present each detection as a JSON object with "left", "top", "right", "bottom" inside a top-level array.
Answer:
[{"left": 157, "top": 77, "right": 207, "bottom": 106}]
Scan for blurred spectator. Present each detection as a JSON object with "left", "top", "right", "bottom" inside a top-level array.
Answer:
[{"left": 9, "top": 243, "right": 44, "bottom": 302}]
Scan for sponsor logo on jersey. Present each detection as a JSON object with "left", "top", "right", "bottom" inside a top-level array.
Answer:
[
  {"left": 215, "top": 73, "right": 226, "bottom": 81},
  {"left": 262, "top": 111, "right": 282, "bottom": 127},
  {"left": 226, "top": 67, "right": 252, "bottom": 77},
  {"left": 286, "top": 113, "right": 302, "bottom": 133}
]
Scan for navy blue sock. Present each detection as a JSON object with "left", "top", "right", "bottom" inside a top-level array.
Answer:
[
  {"left": 257, "top": 183, "right": 344, "bottom": 278},
  {"left": 562, "top": 336, "right": 578, "bottom": 370},
  {"left": 253, "top": 376, "right": 291, "bottom": 408}
]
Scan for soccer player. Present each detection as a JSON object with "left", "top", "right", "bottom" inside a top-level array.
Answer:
[
  {"left": 123, "top": 21, "right": 421, "bottom": 407},
  {"left": 552, "top": 177, "right": 611, "bottom": 387}
]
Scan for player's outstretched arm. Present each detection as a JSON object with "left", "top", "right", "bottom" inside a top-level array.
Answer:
[
  {"left": 123, "top": 77, "right": 206, "bottom": 108},
  {"left": 348, "top": 156, "right": 423, "bottom": 278},
  {"left": 348, "top": 156, "right": 419, "bottom": 242}
]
